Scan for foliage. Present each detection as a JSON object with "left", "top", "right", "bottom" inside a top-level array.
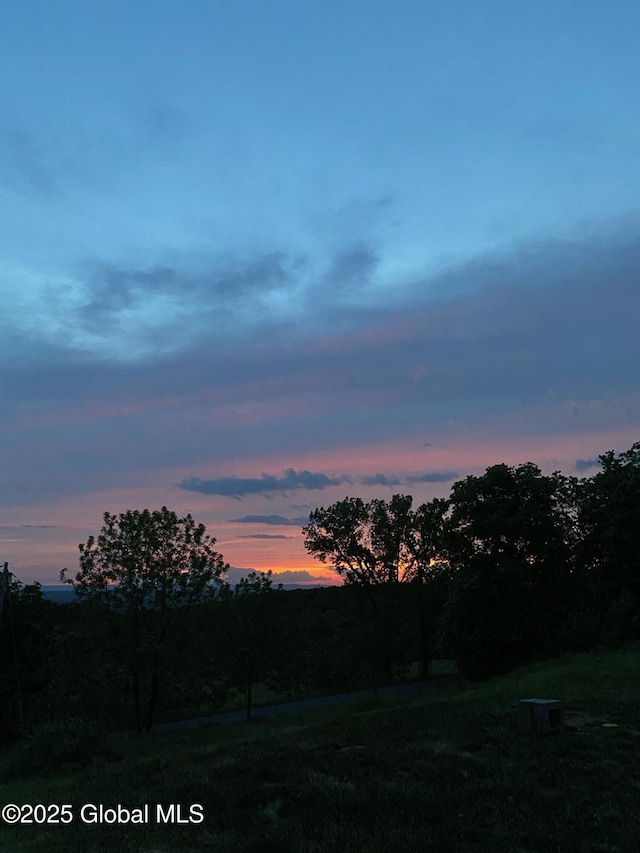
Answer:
[
  {"left": 303, "top": 496, "right": 384, "bottom": 583},
  {"left": 304, "top": 495, "right": 450, "bottom": 678},
  {"left": 577, "top": 441, "right": 640, "bottom": 587},
  {"left": 303, "top": 494, "right": 448, "bottom": 585},
  {"left": 218, "top": 571, "right": 284, "bottom": 721},
  {"left": 48, "top": 599, "right": 144, "bottom": 727},
  {"left": 5, "top": 439, "right": 640, "bottom": 748},
  {"left": 60, "top": 507, "right": 227, "bottom": 732},
  {"left": 407, "top": 497, "right": 450, "bottom": 579},
  {"left": 0, "top": 577, "right": 59, "bottom": 743},
  {"left": 63, "top": 506, "right": 227, "bottom": 609},
  {"left": 446, "top": 462, "right": 573, "bottom": 573},
  {"left": 263, "top": 594, "right": 318, "bottom": 698},
  {"left": 282, "top": 586, "right": 370, "bottom": 691},
  {"left": 441, "top": 462, "right": 577, "bottom": 677}
]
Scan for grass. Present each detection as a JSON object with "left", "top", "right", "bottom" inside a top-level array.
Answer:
[{"left": 2, "top": 648, "right": 640, "bottom": 852}]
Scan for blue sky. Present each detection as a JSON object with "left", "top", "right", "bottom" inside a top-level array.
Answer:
[{"left": 1, "top": 1, "right": 639, "bottom": 583}]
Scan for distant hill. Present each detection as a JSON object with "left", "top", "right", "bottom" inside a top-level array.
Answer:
[
  {"left": 38, "top": 584, "right": 324, "bottom": 603},
  {"left": 41, "top": 586, "right": 77, "bottom": 604}
]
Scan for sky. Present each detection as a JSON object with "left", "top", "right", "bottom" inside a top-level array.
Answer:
[{"left": 1, "top": 0, "right": 639, "bottom": 586}]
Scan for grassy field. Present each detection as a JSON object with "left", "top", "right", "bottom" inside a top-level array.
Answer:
[{"left": 1, "top": 648, "right": 640, "bottom": 852}]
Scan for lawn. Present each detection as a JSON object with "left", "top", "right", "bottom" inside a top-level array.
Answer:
[{"left": 1, "top": 648, "right": 639, "bottom": 852}]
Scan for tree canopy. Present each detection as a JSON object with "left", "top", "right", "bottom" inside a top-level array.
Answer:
[
  {"left": 303, "top": 494, "right": 449, "bottom": 585},
  {"left": 61, "top": 506, "right": 227, "bottom": 732},
  {"left": 63, "top": 506, "right": 227, "bottom": 607},
  {"left": 578, "top": 441, "right": 640, "bottom": 587}
]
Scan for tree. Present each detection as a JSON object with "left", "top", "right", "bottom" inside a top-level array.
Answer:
[
  {"left": 303, "top": 496, "right": 407, "bottom": 686},
  {"left": 0, "top": 576, "right": 58, "bottom": 743},
  {"left": 218, "top": 571, "right": 283, "bottom": 721},
  {"left": 303, "top": 495, "right": 450, "bottom": 680},
  {"left": 446, "top": 463, "right": 571, "bottom": 568},
  {"left": 303, "top": 494, "right": 418, "bottom": 586},
  {"left": 61, "top": 507, "right": 227, "bottom": 733},
  {"left": 571, "top": 441, "right": 640, "bottom": 647},
  {"left": 407, "top": 498, "right": 452, "bottom": 676},
  {"left": 443, "top": 463, "right": 575, "bottom": 677},
  {"left": 578, "top": 441, "right": 640, "bottom": 587}
]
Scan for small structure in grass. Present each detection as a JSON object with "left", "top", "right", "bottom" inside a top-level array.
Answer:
[{"left": 517, "top": 699, "right": 565, "bottom": 734}]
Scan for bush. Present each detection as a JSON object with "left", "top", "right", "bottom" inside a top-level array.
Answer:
[{"left": 5, "top": 718, "right": 113, "bottom": 779}]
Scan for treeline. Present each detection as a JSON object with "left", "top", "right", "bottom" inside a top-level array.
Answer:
[
  {"left": 303, "top": 440, "right": 640, "bottom": 679},
  {"left": 0, "top": 575, "right": 426, "bottom": 744},
  {"left": 0, "top": 441, "right": 638, "bottom": 744}
]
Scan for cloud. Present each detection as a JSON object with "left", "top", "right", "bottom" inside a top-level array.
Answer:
[
  {"left": 575, "top": 458, "right": 601, "bottom": 471},
  {"left": 80, "top": 264, "right": 178, "bottom": 328},
  {"left": 180, "top": 469, "right": 346, "bottom": 498},
  {"left": 407, "top": 471, "right": 459, "bottom": 483},
  {"left": 77, "top": 251, "right": 293, "bottom": 335},
  {"left": 0, "top": 524, "right": 59, "bottom": 530},
  {"left": 221, "top": 567, "right": 337, "bottom": 587},
  {"left": 237, "top": 533, "right": 291, "bottom": 540},
  {"left": 361, "top": 473, "right": 403, "bottom": 486},
  {"left": 221, "top": 566, "right": 259, "bottom": 584},
  {"left": 207, "top": 252, "right": 290, "bottom": 298},
  {"left": 324, "top": 245, "right": 378, "bottom": 290},
  {"left": 228, "top": 515, "right": 309, "bottom": 526},
  {"left": 4, "top": 222, "right": 640, "bottom": 509},
  {"left": 269, "top": 570, "right": 337, "bottom": 585}
]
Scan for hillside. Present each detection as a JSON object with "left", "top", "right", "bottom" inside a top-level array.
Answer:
[{"left": 2, "top": 647, "right": 640, "bottom": 851}]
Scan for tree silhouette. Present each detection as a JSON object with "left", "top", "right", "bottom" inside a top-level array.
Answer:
[{"left": 61, "top": 507, "right": 227, "bottom": 733}]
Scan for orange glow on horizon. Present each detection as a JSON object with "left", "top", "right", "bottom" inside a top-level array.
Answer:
[{"left": 6, "top": 423, "right": 639, "bottom": 586}]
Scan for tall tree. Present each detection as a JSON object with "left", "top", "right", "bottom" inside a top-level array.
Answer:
[
  {"left": 572, "top": 441, "right": 640, "bottom": 646},
  {"left": 578, "top": 441, "right": 640, "bottom": 587},
  {"left": 61, "top": 507, "right": 227, "bottom": 733},
  {"left": 304, "top": 494, "right": 419, "bottom": 586},
  {"left": 444, "top": 463, "right": 575, "bottom": 677},
  {"left": 304, "top": 495, "right": 450, "bottom": 680}
]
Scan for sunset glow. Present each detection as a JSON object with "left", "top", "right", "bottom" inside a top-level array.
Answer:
[{"left": 1, "top": 3, "right": 639, "bottom": 586}]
